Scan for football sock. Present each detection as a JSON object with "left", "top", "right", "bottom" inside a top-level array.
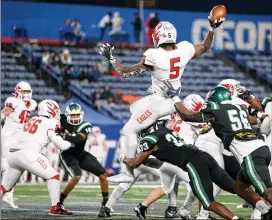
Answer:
[
  {"left": 168, "top": 182, "right": 179, "bottom": 207},
  {"left": 59, "top": 192, "right": 67, "bottom": 204},
  {"left": 102, "top": 192, "right": 109, "bottom": 206},
  {"left": 255, "top": 200, "right": 270, "bottom": 214},
  {"left": 48, "top": 178, "right": 60, "bottom": 206},
  {"left": 183, "top": 187, "right": 195, "bottom": 211},
  {"left": 105, "top": 185, "right": 125, "bottom": 209}
]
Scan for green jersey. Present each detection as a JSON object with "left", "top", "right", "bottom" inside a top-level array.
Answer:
[
  {"left": 201, "top": 100, "right": 257, "bottom": 149},
  {"left": 138, "top": 128, "right": 199, "bottom": 170},
  {"left": 60, "top": 114, "right": 92, "bottom": 152}
]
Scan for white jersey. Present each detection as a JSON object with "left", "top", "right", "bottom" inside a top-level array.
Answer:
[
  {"left": 143, "top": 41, "right": 195, "bottom": 95},
  {"left": 170, "top": 113, "right": 203, "bottom": 144},
  {"left": 90, "top": 133, "right": 106, "bottom": 152},
  {"left": 13, "top": 116, "right": 60, "bottom": 153},
  {"left": 2, "top": 97, "right": 37, "bottom": 142}
]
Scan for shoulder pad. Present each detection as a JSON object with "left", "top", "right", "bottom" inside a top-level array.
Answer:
[
  {"left": 143, "top": 48, "right": 156, "bottom": 67},
  {"left": 199, "top": 124, "right": 213, "bottom": 135},
  {"left": 5, "top": 97, "right": 20, "bottom": 109},
  {"left": 177, "top": 41, "right": 195, "bottom": 60},
  {"left": 140, "top": 135, "right": 159, "bottom": 144},
  {"left": 76, "top": 121, "right": 92, "bottom": 132},
  {"left": 261, "top": 97, "right": 272, "bottom": 109},
  {"left": 201, "top": 101, "right": 219, "bottom": 111},
  {"left": 29, "top": 99, "right": 37, "bottom": 111}
]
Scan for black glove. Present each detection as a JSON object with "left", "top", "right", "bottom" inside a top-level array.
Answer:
[
  {"left": 99, "top": 43, "right": 115, "bottom": 61},
  {"left": 238, "top": 89, "right": 255, "bottom": 101},
  {"left": 248, "top": 106, "right": 258, "bottom": 117},
  {"left": 208, "top": 16, "right": 225, "bottom": 31}
]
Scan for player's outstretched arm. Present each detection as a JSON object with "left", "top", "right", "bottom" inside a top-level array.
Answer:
[
  {"left": 99, "top": 43, "right": 150, "bottom": 77},
  {"left": 47, "top": 129, "right": 73, "bottom": 151},
  {"left": 121, "top": 150, "right": 153, "bottom": 168},
  {"left": 192, "top": 12, "right": 225, "bottom": 59}
]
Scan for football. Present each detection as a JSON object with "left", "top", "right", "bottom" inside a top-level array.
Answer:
[{"left": 209, "top": 5, "right": 227, "bottom": 22}]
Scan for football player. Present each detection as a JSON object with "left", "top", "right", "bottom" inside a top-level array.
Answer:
[
  {"left": 120, "top": 120, "right": 240, "bottom": 220},
  {"left": 89, "top": 126, "right": 108, "bottom": 167},
  {"left": 99, "top": 13, "right": 225, "bottom": 183},
  {"left": 1, "top": 81, "right": 36, "bottom": 208},
  {"left": 163, "top": 82, "right": 272, "bottom": 220},
  {"left": 1, "top": 99, "right": 73, "bottom": 215},
  {"left": 58, "top": 103, "right": 109, "bottom": 215}
]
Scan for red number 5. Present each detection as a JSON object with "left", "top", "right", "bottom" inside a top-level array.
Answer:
[
  {"left": 24, "top": 119, "right": 42, "bottom": 134},
  {"left": 170, "top": 57, "right": 181, "bottom": 79}
]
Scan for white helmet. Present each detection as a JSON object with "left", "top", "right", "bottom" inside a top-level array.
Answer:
[
  {"left": 152, "top": 21, "right": 177, "bottom": 48},
  {"left": 65, "top": 103, "right": 84, "bottom": 125},
  {"left": 218, "top": 79, "right": 243, "bottom": 97},
  {"left": 92, "top": 126, "right": 101, "bottom": 135},
  {"left": 183, "top": 94, "right": 204, "bottom": 112},
  {"left": 38, "top": 99, "right": 60, "bottom": 120},
  {"left": 14, "top": 81, "right": 32, "bottom": 102}
]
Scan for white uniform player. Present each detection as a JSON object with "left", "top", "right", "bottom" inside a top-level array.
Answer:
[
  {"left": 1, "top": 81, "right": 36, "bottom": 208},
  {"left": 99, "top": 21, "right": 219, "bottom": 183},
  {"left": 89, "top": 126, "right": 107, "bottom": 167},
  {"left": 1, "top": 99, "right": 73, "bottom": 215}
]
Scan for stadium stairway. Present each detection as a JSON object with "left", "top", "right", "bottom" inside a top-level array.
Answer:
[{"left": 1, "top": 48, "right": 66, "bottom": 108}]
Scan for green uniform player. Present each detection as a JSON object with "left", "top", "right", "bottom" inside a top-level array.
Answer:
[
  {"left": 121, "top": 120, "right": 239, "bottom": 220},
  {"left": 162, "top": 80, "right": 272, "bottom": 220},
  {"left": 58, "top": 103, "right": 109, "bottom": 215}
]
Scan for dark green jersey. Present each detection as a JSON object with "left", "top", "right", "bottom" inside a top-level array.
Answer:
[
  {"left": 60, "top": 114, "right": 92, "bottom": 152},
  {"left": 138, "top": 128, "right": 199, "bottom": 170},
  {"left": 201, "top": 100, "right": 257, "bottom": 149}
]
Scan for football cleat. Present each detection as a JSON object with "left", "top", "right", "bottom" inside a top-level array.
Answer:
[
  {"left": 48, "top": 203, "right": 72, "bottom": 215},
  {"left": 2, "top": 193, "right": 19, "bottom": 209},
  {"left": 164, "top": 206, "right": 178, "bottom": 218},
  {"left": 107, "top": 173, "right": 135, "bottom": 183},
  {"left": 134, "top": 203, "right": 147, "bottom": 219},
  {"left": 261, "top": 208, "right": 272, "bottom": 220},
  {"left": 177, "top": 206, "right": 190, "bottom": 219},
  {"left": 98, "top": 206, "right": 111, "bottom": 217},
  {"left": 236, "top": 202, "right": 251, "bottom": 208},
  {"left": 196, "top": 210, "right": 210, "bottom": 220}
]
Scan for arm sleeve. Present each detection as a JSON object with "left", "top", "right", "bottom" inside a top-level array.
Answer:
[
  {"left": 143, "top": 49, "right": 156, "bottom": 67},
  {"left": 175, "top": 104, "right": 213, "bottom": 123},
  {"left": 177, "top": 41, "right": 195, "bottom": 63},
  {"left": 139, "top": 135, "right": 158, "bottom": 152},
  {"left": 5, "top": 97, "right": 19, "bottom": 109},
  {"left": 47, "top": 129, "right": 72, "bottom": 151}
]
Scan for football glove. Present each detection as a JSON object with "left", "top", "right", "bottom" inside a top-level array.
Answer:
[
  {"left": 238, "top": 88, "right": 255, "bottom": 101},
  {"left": 208, "top": 16, "right": 225, "bottom": 31},
  {"left": 119, "top": 156, "right": 126, "bottom": 164},
  {"left": 99, "top": 43, "right": 115, "bottom": 61},
  {"left": 161, "top": 80, "right": 181, "bottom": 98}
]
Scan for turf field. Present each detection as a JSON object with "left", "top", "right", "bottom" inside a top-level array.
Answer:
[{"left": 1, "top": 183, "right": 252, "bottom": 219}]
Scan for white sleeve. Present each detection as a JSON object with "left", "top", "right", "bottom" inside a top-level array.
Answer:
[
  {"left": 5, "top": 97, "right": 19, "bottom": 109},
  {"left": 143, "top": 49, "right": 156, "bottom": 67},
  {"left": 177, "top": 41, "right": 195, "bottom": 63},
  {"left": 47, "top": 130, "right": 72, "bottom": 151}
]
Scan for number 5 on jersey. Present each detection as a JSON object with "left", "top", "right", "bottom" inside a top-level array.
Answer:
[{"left": 170, "top": 57, "right": 181, "bottom": 79}]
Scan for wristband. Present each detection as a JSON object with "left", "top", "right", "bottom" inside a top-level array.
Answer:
[{"left": 172, "top": 96, "right": 181, "bottom": 103}]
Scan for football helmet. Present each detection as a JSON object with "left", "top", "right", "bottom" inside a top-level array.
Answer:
[
  {"left": 138, "top": 119, "right": 168, "bottom": 140},
  {"left": 152, "top": 22, "right": 177, "bottom": 48},
  {"left": 65, "top": 103, "right": 84, "bottom": 125},
  {"left": 38, "top": 99, "right": 60, "bottom": 120},
  {"left": 183, "top": 94, "right": 204, "bottom": 112},
  {"left": 14, "top": 81, "right": 32, "bottom": 102},
  {"left": 92, "top": 126, "right": 101, "bottom": 135},
  {"left": 218, "top": 79, "right": 243, "bottom": 97},
  {"left": 206, "top": 86, "right": 231, "bottom": 103}
]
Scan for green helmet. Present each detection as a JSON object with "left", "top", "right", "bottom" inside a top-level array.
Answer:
[
  {"left": 206, "top": 86, "right": 232, "bottom": 103},
  {"left": 65, "top": 103, "right": 84, "bottom": 125}
]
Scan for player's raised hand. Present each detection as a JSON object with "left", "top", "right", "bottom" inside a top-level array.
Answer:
[
  {"left": 208, "top": 5, "right": 227, "bottom": 31},
  {"left": 161, "top": 80, "right": 181, "bottom": 98},
  {"left": 208, "top": 17, "right": 225, "bottom": 31},
  {"left": 99, "top": 43, "right": 115, "bottom": 61}
]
